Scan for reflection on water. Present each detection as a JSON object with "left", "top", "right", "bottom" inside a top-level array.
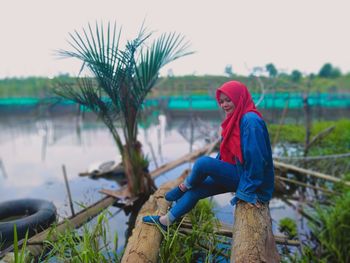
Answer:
[{"left": 0, "top": 110, "right": 295, "bottom": 252}]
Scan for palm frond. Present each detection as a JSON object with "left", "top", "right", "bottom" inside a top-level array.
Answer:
[{"left": 132, "top": 32, "right": 193, "bottom": 109}]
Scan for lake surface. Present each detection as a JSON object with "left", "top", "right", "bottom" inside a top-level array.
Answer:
[{"left": 0, "top": 110, "right": 297, "bottom": 253}]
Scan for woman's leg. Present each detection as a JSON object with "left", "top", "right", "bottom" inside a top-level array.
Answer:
[
  {"left": 185, "top": 156, "right": 239, "bottom": 188},
  {"left": 169, "top": 176, "right": 238, "bottom": 220},
  {"left": 144, "top": 156, "right": 239, "bottom": 228},
  {"left": 166, "top": 156, "right": 239, "bottom": 201}
]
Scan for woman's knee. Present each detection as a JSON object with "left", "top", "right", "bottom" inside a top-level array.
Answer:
[{"left": 193, "top": 156, "right": 212, "bottom": 172}]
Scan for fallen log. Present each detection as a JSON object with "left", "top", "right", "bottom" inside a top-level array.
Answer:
[
  {"left": 149, "top": 140, "right": 217, "bottom": 179},
  {"left": 231, "top": 202, "right": 280, "bottom": 263},
  {"left": 121, "top": 169, "right": 190, "bottom": 263}
]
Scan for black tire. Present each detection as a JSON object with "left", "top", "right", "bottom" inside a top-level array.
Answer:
[{"left": 0, "top": 199, "right": 57, "bottom": 249}]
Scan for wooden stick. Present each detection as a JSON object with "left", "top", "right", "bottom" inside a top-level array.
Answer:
[
  {"left": 62, "top": 165, "right": 75, "bottom": 217},
  {"left": 272, "top": 100, "right": 289, "bottom": 149},
  {"left": 178, "top": 226, "right": 300, "bottom": 247},
  {"left": 0, "top": 158, "right": 8, "bottom": 179},
  {"left": 275, "top": 175, "right": 335, "bottom": 195},
  {"left": 274, "top": 152, "right": 350, "bottom": 161},
  {"left": 304, "top": 125, "right": 335, "bottom": 153},
  {"left": 281, "top": 198, "right": 318, "bottom": 225},
  {"left": 274, "top": 160, "right": 350, "bottom": 186}
]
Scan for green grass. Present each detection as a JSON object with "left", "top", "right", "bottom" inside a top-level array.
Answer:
[
  {"left": 13, "top": 225, "right": 30, "bottom": 263},
  {"left": 40, "top": 212, "right": 120, "bottom": 263},
  {"left": 308, "top": 191, "right": 350, "bottom": 263},
  {"left": 159, "top": 199, "right": 229, "bottom": 263},
  {"left": 268, "top": 119, "right": 350, "bottom": 155}
]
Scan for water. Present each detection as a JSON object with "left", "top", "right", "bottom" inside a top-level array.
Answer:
[{"left": 0, "top": 110, "right": 296, "bottom": 255}]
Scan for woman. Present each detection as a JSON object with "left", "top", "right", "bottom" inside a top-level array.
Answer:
[{"left": 143, "top": 80, "right": 275, "bottom": 231}]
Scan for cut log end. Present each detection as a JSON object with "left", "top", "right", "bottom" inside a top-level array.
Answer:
[{"left": 231, "top": 202, "right": 280, "bottom": 263}]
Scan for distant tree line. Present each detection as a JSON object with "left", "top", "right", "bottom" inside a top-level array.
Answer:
[
  {"left": 224, "top": 62, "right": 344, "bottom": 82},
  {"left": 0, "top": 63, "right": 350, "bottom": 98}
]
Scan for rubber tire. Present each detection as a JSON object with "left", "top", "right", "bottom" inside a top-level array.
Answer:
[{"left": 0, "top": 199, "right": 57, "bottom": 249}]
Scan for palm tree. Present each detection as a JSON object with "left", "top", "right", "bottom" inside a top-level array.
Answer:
[{"left": 55, "top": 22, "right": 193, "bottom": 196}]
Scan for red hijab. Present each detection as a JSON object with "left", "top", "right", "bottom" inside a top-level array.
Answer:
[{"left": 216, "top": 81, "right": 262, "bottom": 165}]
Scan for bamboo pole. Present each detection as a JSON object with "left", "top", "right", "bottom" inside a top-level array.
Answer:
[
  {"left": 274, "top": 160, "right": 350, "bottom": 186},
  {"left": 179, "top": 220, "right": 300, "bottom": 246},
  {"left": 62, "top": 165, "right": 75, "bottom": 216},
  {"left": 276, "top": 175, "right": 336, "bottom": 195},
  {"left": 121, "top": 170, "right": 189, "bottom": 263},
  {"left": 272, "top": 100, "right": 289, "bottom": 149}
]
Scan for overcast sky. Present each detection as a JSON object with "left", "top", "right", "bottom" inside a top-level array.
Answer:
[{"left": 1, "top": 0, "right": 349, "bottom": 78}]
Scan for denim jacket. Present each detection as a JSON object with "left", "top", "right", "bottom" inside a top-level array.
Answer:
[{"left": 216, "top": 112, "right": 275, "bottom": 206}]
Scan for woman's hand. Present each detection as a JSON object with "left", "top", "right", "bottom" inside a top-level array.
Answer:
[
  {"left": 247, "top": 201, "right": 262, "bottom": 208},
  {"left": 237, "top": 199, "right": 262, "bottom": 208}
]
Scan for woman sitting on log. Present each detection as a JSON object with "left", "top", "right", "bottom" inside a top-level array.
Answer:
[{"left": 143, "top": 80, "right": 275, "bottom": 230}]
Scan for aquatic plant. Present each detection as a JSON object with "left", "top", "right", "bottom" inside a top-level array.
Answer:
[
  {"left": 40, "top": 212, "right": 119, "bottom": 262},
  {"left": 307, "top": 190, "right": 350, "bottom": 263},
  {"left": 278, "top": 218, "right": 298, "bottom": 240},
  {"left": 55, "top": 22, "right": 193, "bottom": 196},
  {"left": 13, "top": 225, "right": 31, "bottom": 263},
  {"left": 159, "top": 199, "right": 228, "bottom": 262}
]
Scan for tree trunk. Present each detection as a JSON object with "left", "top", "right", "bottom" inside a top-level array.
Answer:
[
  {"left": 123, "top": 141, "right": 156, "bottom": 197},
  {"left": 121, "top": 170, "right": 189, "bottom": 263},
  {"left": 231, "top": 202, "right": 280, "bottom": 263}
]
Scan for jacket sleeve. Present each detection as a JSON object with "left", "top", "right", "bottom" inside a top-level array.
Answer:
[{"left": 231, "top": 118, "right": 268, "bottom": 205}]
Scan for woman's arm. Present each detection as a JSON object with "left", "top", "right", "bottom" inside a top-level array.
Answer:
[{"left": 232, "top": 115, "right": 270, "bottom": 205}]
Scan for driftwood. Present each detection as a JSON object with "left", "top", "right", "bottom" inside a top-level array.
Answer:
[
  {"left": 121, "top": 170, "right": 189, "bottom": 263},
  {"left": 231, "top": 202, "right": 280, "bottom": 263}
]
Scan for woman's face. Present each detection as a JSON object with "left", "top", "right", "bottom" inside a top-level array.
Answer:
[{"left": 219, "top": 92, "right": 235, "bottom": 115}]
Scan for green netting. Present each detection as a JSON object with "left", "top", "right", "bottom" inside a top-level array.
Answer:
[
  {"left": 1, "top": 93, "right": 350, "bottom": 109},
  {"left": 0, "top": 98, "right": 40, "bottom": 105},
  {"left": 168, "top": 93, "right": 350, "bottom": 110}
]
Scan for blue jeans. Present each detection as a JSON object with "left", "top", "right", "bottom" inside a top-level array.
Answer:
[{"left": 169, "top": 156, "right": 240, "bottom": 220}]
